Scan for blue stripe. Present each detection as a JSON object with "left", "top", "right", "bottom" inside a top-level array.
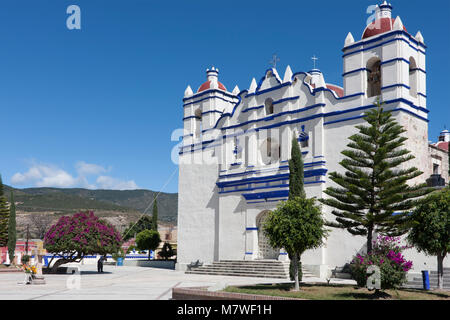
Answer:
[
  {"left": 380, "top": 58, "right": 410, "bottom": 66},
  {"left": 243, "top": 190, "right": 289, "bottom": 200},
  {"left": 246, "top": 227, "right": 258, "bottom": 231},
  {"left": 342, "top": 30, "right": 426, "bottom": 53},
  {"left": 217, "top": 169, "right": 327, "bottom": 188},
  {"left": 342, "top": 68, "right": 370, "bottom": 77},
  {"left": 381, "top": 83, "right": 410, "bottom": 90},
  {"left": 183, "top": 88, "right": 238, "bottom": 102}
]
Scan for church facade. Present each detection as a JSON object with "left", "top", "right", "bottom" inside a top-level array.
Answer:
[{"left": 176, "top": 2, "right": 449, "bottom": 277}]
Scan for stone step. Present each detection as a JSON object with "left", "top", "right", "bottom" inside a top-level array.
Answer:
[
  {"left": 204, "top": 264, "right": 288, "bottom": 270},
  {"left": 185, "top": 260, "right": 296, "bottom": 279},
  {"left": 210, "top": 262, "right": 289, "bottom": 267},
  {"left": 185, "top": 270, "right": 288, "bottom": 279}
]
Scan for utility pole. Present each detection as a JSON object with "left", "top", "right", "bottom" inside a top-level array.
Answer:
[{"left": 25, "top": 224, "right": 30, "bottom": 255}]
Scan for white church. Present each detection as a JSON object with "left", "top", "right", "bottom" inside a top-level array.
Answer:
[{"left": 176, "top": 2, "right": 449, "bottom": 278}]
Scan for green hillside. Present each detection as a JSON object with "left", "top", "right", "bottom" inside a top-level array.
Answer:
[{"left": 3, "top": 185, "right": 178, "bottom": 223}]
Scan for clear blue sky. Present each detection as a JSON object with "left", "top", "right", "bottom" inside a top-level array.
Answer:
[{"left": 1, "top": 0, "right": 448, "bottom": 193}]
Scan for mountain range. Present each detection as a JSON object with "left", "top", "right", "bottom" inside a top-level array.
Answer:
[{"left": 3, "top": 185, "right": 178, "bottom": 223}]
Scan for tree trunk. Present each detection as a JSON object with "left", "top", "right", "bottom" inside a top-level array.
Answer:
[
  {"left": 437, "top": 252, "right": 444, "bottom": 290},
  {"left": 367, "top": 226, "right": 373, "bottom": 254},
  {"left": 51, "top": 258, "right": 70, "bottom": 272},
  {"left": 148, "top": 250, "right": 151, "bottom": 260},
  {"left": 293, "top": 253, "right": 300, "bottom": 291}
]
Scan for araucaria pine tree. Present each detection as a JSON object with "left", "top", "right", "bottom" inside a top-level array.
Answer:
[
  {"left": 320, "top": 100, "right": 431, "bottom": 253},
  {"left": 0, "top": 175, "right": 10, "bottom": 247},
  {"left": 152, "top": 196, "right": 158, "bottom": 231},
  {"left": 8, "top": 190, "right": 17, "bottom": 263}
]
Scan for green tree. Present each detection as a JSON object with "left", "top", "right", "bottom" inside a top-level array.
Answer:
[
  {"left": 319, "top": 100, "right": 431, "bottom": 253},
  {"left": 7, "top": 190, "right": 16, "bottom": 264},
  {"left": 122, "top": 215, "right": 153, "bottom": 241},
  {"left": 0, "top": 175, "right": 10, "bottom": 247},
  {"left": 136, "top": 229, "right": 161, "bottom": 260},
  {"left": 408, "top": 189, "right": 450, "bottom": 290},
  {"left": 152, "top": 196, "right": 158, "bottom": 231},
  {"left": 264, "top": 136, "right": 327, "bottom": 291},
  {"left": 289, "top": 135, "right": 306, "bottom": 200},
  {"left": 264, "top": 198, "right": 327, "bottom": 291}
]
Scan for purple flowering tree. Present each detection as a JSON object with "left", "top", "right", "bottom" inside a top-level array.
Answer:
[
  {"left": 44, "top": 211, "right": 122, "bottom": 271},
  {"left": 350, "top": 235, "right": 413, "bottom": 290}
]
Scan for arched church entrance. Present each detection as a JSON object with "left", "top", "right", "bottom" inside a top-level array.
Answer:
[{"left": 256, "top": 210, "right": 279, "bottom": 260}]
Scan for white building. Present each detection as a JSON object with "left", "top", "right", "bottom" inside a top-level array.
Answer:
[{"left": 176, "top": 2, "right": 449, "bottom": 277}]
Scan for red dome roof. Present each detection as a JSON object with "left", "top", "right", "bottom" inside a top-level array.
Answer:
[
  {"left": 197, "top": 80, "right": 227, "bottom": 93},
  {"left": 362, "top": 17, "right": 407, "bottom": 39}
]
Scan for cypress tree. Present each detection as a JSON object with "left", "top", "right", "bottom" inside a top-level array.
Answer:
[
  {"left": 152, "top": 196, "right": 158, "bottom": 231},
  {"left": 319, "top": 100, "right": 432, "bottom": 253},
  {"left": 289, "top": 135, "right": 306, "bottom": 199},
  {"left": 0, "top": 175, "right": 10, "bottom": 247},
  {"left": 7, "top": 190, "right": 16, "bottom": 263}
]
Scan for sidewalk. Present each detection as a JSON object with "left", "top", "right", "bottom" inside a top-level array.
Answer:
[{"left": 0, "top": 264, "right": 295, "bottom": 300}]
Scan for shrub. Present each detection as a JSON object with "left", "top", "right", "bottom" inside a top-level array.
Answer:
[
  {"left": 21, "top": 254, "right": 30, "bottom": 265},
  {"left": 350, "top": 235, "right": 412, "bottom": 290},
  {"left": 112, "top": 248, "right": 126, "bottom": 261},
  {"left": 159, "top": 242, "right": 175, "bottom": 260}
]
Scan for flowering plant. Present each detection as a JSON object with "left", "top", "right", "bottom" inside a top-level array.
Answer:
[
  {"left": 44, "top": 211, "right": 122, "bottom": 270},
  {"left": 350, "top": 235, "right": 413, "bottom": 289},
  {"left": 22, "top": 265, "right": 36, "bottom": 274}
]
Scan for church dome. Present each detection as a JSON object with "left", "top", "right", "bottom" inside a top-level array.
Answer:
[
  {"left": 197, "top": 80, "right": 227, "bottom": 93},
  {"left": 362, "top": 17, "right": 407, "bottom": 39},
  {"left": 197, "top": 67, "right": 227, "bottom": 93}
]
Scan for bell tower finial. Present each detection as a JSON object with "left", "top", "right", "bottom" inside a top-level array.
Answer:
[{"left": 376, "top": 1, "right": 392, "bottom": 20}]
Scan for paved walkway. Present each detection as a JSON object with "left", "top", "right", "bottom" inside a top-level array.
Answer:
[{"left": 0, "top": 265, "right": 356, "bottom": 300}]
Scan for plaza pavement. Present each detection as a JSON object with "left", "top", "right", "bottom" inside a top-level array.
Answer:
[{"left": 0, "top": 264, "right": 356, "bottom": 300}]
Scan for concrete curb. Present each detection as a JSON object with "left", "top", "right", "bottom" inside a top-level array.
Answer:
[{"left": 172, "top": 287, "right": 304, "bottom": 300}]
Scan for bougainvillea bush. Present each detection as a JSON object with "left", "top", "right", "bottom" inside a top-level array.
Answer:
[
  {"left": 350, "top": 236, "right": 413, "bottom": 290},
  {"left": 44, "top": 211, "right": 122, "bottom": 270}
]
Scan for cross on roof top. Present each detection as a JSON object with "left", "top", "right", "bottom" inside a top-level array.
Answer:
[
  {"left": 311, "top": 55, "right": 319, "bottom": 69},
  {"left": 269, "top": 54, "right": 280, "bottom": 68}
]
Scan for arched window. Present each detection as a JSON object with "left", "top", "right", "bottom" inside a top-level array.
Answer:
[
  {"left": 409, "top": 57, "right": 418, "bottom": 98},
  {"left": 194, "top": 108, "right": 202, "bottom": 137},
  {"left": 367, "top": 58, "right": 381, "bottom": 98},
  {"left": 260, "top": 136, "right": 279, "bottom": 165},
  {"left": 265, "top": 98, "right": 274, "bottom": 115}
]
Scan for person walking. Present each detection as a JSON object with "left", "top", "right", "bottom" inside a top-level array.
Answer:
[{"left": 97, "top": 255, "right": 106, "bottom": 273}]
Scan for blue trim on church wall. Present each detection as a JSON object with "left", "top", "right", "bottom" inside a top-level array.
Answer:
[
  {"left": 217, "top": 169, "right": 327, "bottom": 189},
  {"left": 179, "top": 100, "right": 428, "bottom": 155},
  {"left": 342, "top": 30, "right": 426, "bottom": 55},
  {"left": 183, "top": 94, "right": 238, "bottom": 107},
  {"left": 242, "top": 96, "right": 300, "bottom": 113},
  {"left": 183, "top": 88, "right": 238, "bottom": 102}
]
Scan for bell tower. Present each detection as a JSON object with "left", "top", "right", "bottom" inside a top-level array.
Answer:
[{"left": 341, "top": 1, "right": 427, "bottom": 112}]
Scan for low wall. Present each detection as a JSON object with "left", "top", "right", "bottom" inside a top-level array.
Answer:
[
  {"left": 172, "top": 287, "right": 302, "bottom": 300},
  {"left": 123, "top": 259, "right": 175, "bottom": 269}
]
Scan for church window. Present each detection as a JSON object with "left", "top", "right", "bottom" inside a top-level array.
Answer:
[
  {"left": 367, "top": 58, "right": 382, "bottom": 98},
  {"left": 194, "top": 108, "right": 202, "bottom": 137},
  {"left": 409, "top": 57, "right": 418, "bottom": 98},
  {"left": 265, "top": 98, "right": 274, "bottom": 115}
]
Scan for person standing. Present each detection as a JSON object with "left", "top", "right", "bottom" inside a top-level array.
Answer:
[{"left": 97, "top": 255, "right": 106, "bottom": 273}]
